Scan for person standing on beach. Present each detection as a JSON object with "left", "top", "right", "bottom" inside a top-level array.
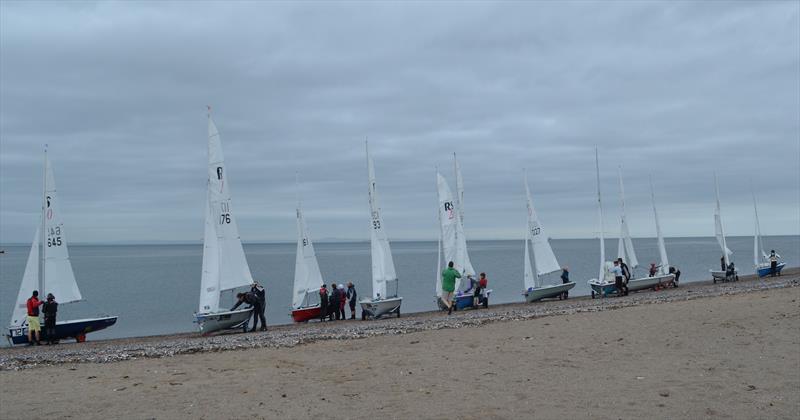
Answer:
[
  {"left": 617, "top": 258, "right": 630, "bottom": 296},
  {"left": 338, "top": 284, "right": 346, "bottom": 320},
  {"left": 26, "top": 290, "right": 43, "bottom": 345},
  {"left": 669, "top": 266, "right": 681, "bottom": 285},
  {"left": 230, "top": 291, "right": 263, "bottom": 332},
  {"left": 346, "top": 282, "right": 357, "bottom": 320},
  {"left": 251, "top": 282, "right": 267, "bottom": 331},
  {"left": 441, "top": 261, "right": 461, "bottom": 315},
  {"left": 329, "top": 283, "right": 340, "bottom": 321},
  {"left": 769, "top": 250, "right": 781, "bottom": 276},
  {"left": 42, "top": 293, "right": 58, "bottom": 345},
  {"left": 560, "top": 267, "right": 570, "bottom": 299},
  {"left": 319, "top": 284, "right": 329, "bottom": 322},
  {"left": 720, "top": 256, "right": 726, "bottom": 272},
  {"left": 611, "top": 261, "right": 624, "bottom": 297}
]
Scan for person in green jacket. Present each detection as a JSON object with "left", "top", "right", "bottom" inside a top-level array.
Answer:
[{"left": 441, "top": 261, "right": 461, "bottom": 315}]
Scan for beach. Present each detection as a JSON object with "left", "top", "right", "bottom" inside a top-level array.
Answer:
[{"left": 1, "top": 270, "right": 798, "bottom": 419}]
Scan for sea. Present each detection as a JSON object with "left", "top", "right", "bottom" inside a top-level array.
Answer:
[{"left": 0, "top": 235, "right": 797, "bottom": 345}]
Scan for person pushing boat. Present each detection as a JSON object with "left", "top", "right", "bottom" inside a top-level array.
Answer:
[
  {"left": 231, "top": 292, "right": 264, "bottom": 332},
  {"left": 560, "top": 267, "right": 570, "bottom": 299},
  {"left": 611, "top": 261, "right": 624, "bottom": 297},
  {"left": 441, "top": 261, "right": 461, "bottom": 315},
  {"left": 768, "top": 250, "right": 781, "bottom": 277}
]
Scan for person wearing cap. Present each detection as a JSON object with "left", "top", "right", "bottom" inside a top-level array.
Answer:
[
  {"left": 42, "top": 293, "right": 59, "bottom": 345},
  {"left": 250, "top": 282, "right": 267, "bottom": 331},
  {"left": 25, "top": 290, "right": 43, "bottom": 346}
]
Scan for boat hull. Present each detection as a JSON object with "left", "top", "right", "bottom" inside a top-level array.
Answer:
[
  {"left": 627, "top": 274, "right": 676, "bottom": 292},
  {"left": 524, "top": 282, "right": 576, "bottom": 303},
  {"left": 757, "top": 262, "right": 785, "bottom": 278},
  {"left": 588, "top": 280, "right": 620, "bottom": 298},
  {"left": 195, "top": 308, "right": 253, "bottom": 335},
  {"left": 360, "top": 297, "right": 402, "bottom": 319},
  {"left": 291, "top": 305, "right": 322, "bottom": 323},
  {"left": 711, "top": 269, "right": 739, "bottom": 283},
  {"left": 7, "top": 316, "right": 118, "bottom": 345},
  {"left": 453, "top": 289, "right": 492, "bottom": 310}
]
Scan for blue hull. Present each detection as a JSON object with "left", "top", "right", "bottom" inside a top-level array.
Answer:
[
  {"left": 453, "top": 291, "right": 490, "bottom": 310},
  {"left": 590, "top": 283, "right": 620, "bottom": 298},
  {"left": 7, "top": 316, "right": 117, "bottom": 345},
  {"left": 757, "top": 263, "right": 785, "bottom": 278}
]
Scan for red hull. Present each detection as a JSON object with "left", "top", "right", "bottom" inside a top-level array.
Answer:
[{"left": 291, "top": 306, "right": 322, "bottom": 323}]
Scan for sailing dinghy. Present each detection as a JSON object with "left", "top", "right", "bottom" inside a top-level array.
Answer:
[
  {"left": 588, "top": 149, "right": 621, "bottom": 298},
  {"left": 752, "top": 191, "right": 785, "bottom": 277},
  {"left": 359, "top": 142, "right": 402, "bottom": 319},
  {"left": 617, "top": 169, "right": 675, "bottom": 292},
  {"left": 290, "top": 185, "right": 325, "bottom": 323},
  {"left": 7, "top": 149, "right": 117, "bottom": 345},
  {"left": 710, "top": 175, "right": 737, "bottom": 283},
  {"left": 194, "top": 111, "right": 255, "bottom": 334},
  {"left": 521, "top": 170, "right": 574, "bottom": 302}
]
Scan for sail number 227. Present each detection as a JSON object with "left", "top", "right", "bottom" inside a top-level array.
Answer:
[{"left": 47, "top": 226, "right": 63, "bottom": 247}]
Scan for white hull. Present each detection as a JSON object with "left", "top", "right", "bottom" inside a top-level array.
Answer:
[
  {"left": 711, "top": 269, "right": 738, "bottom": 282},
  {"left": 627, "top": 274, "right": 675, "bottom": 292},
  {"left": 524, "top": 282, "right": 575, "bottom": 303},
  {"left": 195, "top": 308, "right": 253, "bottom": 334},
  {"left": 360, "top": 296, "right": 402, "bottom": 319}
]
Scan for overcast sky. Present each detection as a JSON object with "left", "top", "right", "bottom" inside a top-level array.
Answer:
[{"left": 1, "top": 1, "right": 798, "bottom": 244}]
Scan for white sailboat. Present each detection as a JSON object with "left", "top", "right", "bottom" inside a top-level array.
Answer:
[
  {"left": 360, "top": 142, "right": 402, "bottom": 319},
  {"left": 625, "top": 178, "right": 677, "bottom": 291},
  {"left": 752, "top": 190, "right": 785, "bottom": 277},
  {"left": 617, "top": 169, "right": 676, "bottom": 292},
  {"left": 7, "top": 148, "right": 117, "bottom": 345},
  {"left": 290, "top": 184, "right": 325, "bottom": 322},
  {"left": 588, "top": 149, "right": 620, "bottom": 298},
  {"left": 194, "top": 111, "right": 256, "bottom": 334},
  {"left": 521, "top": 169, "right": 574, "bottom": 302},
  {"left": 710, "top": 174, "right": 737, "bottom": 283}
]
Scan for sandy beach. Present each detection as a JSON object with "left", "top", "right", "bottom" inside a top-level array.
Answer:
[{"left": 1, "top": 270, "right": 798, "bottom": 419}]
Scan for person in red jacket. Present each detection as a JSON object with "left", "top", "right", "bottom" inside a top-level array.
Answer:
[{"left": 26, "top": 290, "right": 43, "bottom": 345}]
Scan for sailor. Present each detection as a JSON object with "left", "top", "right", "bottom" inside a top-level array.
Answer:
[
  {"left": 319, "top": 284, "right": 329, "bottom": 322},
  {"left": 346, "top": 282, "right": 357, "bottom": 320},
  {"left": 25, "top": 290, "right": 43, "bottom": 346},
  {"left": 250, "top": 282, "right": 267, "bottom": 331},
  {"left": 560, "top": 267, "right": 570, "bottom": 299},
  {"left": 338, "top": 284, "right": 346, "bottom": 320},
  {"left": 649, "top": 263, "right": 658, "bottom": 277},
  {"left": 230, "top": 291, "right": 263, "bottom": 332},
  {"left": 611, "top": 260, "right": 624, "bottom": 297},
  {"left": 617, "top": 258, "right": 630, "bottom": 296},
  {"left": 769, "top": 250, "right": 781, "bottom": 277},
  {"left": 441, "top": 261, "right": 461, "bottom": 315},
  {"left": 329, "top": 283, "right": 340, "bottom": 321},
  {"left": 42, "top": 293, "right": 58, "bottom": 345},
  {"left": 669, "top": 266, "right": 681, "bottom": 285},
  {"left": 726, "top": 261, "right": 737, "bottom": 282},
  {"left": 473, "top": 272, "right": 488, "bottom": 307},
  {"left": 720, "top": 256, "right": 726, "bottom": 272}
]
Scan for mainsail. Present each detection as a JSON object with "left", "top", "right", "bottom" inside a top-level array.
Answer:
[
  {"left": 713, "top": 174, "right": 732, "bottom": 266},
  {"left": 595, "top": 149, "right": 606, "bottom": 282},
  {"left": 617, "top": 167, "right": 638, "bottom": 268},
  {"left": 11, "top": 228, "right": 40, "bottom": 327},
  {"left": 198, "top": 114, "right": 254, "bottom": 313},
  {"left": 452, "top": 155, "right": 475, "bottom": 278},
  {"left": 751, "top": 190, "right": 768, "bottom": 267},
  {"left": 367, "top": 142, "right": 397, "bottom": 299},
  {"left": 293, "top": 202, "right": 323, "bottom": 308},
  {"left": 650, "top": 178, "right": 669, "bottom": 275},
  {"left": 523, "top": 170, "right": 560, "bottom": 289},
  {"left": 436, "top": 171, "right": 470, "bottom": 293}
]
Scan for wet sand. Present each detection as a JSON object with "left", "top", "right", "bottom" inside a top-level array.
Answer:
[{"left": 1, "top": 270, "right": 798, "bottom": 419}]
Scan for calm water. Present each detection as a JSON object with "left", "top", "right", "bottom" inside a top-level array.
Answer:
[{"left": 0, "top": 236, "right": 797, "bottom": 344}]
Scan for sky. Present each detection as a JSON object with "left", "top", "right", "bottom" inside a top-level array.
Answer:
[{"left": 1, "top": 1, "right": 798, "bottom": 244}]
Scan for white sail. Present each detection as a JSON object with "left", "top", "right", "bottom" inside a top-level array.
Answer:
[
  {"left": 650, "top": 178, "right": 669, "bottom": 275},
  {"left": 714, "top": 175, "right": 732, "bottom": 266},
  {"left": 596, "top": 149, "right": 606, "bottom": 282},
  {"left": 42, "top": 155, "right": 82, "bottom": 304},
  {"left": 616, "top": 167, "right": 638, "bottom": 268},
  {"left": 293, "top": 203, "right": 323, "bottom": 309},
  {"left": 11, "top": 228, "right": 40, "bottom": 327},
  {"left": 452, "top": 155, "right": 476, "bottom": 278},
  {"left": 525, "top": 171, "right": 560, "bottom": 277},
  {"left": 199, "top": 197, "right": 220, "bottom": 313},
  {"left": 752, "top": 190, "right": 768, "bottom": 267},
  {"left": 435, "top": 217, "right": 443, "bottom": 298},
  {"left": 437, "top": 171, "right": 470, "bottom": 292},
  {"left": 206, "top": 115, "right": 254, "bottom": 292},
  {"left": 367, "top": 143, "right": 397, "bottom": 299},
  {"left": 523, "top": 233, "right": 535, "bottom": 290}
]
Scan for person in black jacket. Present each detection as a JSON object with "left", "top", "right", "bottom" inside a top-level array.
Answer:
[
  {"left": 617, "top": 258, "right": 630, "bottom": 296},
  {"left": 231, "top": 291, "right": 263, "bottom": 332},
  {"left": 250, "top": 282, "right": 267, "bottom": 331},
  {"left": 346, "top": 282, "right": 357, "bottom": 320},
  {"left": 319, "top": 284, "right": 329, "bottom": 322},
  {"left": 329, "top": 283, "right": 340, "bottom": 321},
  {"left": 42, "top": 293, "right": 58, "bottom": 345}
]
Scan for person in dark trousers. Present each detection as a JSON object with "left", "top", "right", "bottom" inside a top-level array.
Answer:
[
  {"left": 319, "top": 284, "right": 329, "bottom": 321},
  {"left": 338, "top": 284, "right": 346, "bottom": 320},
  {"left": 611, "top": 260, "right": 624, "bottom": 297},
  {"left": 617, "top": 258, "right": 630, "bottom": 296},
  {"left": 42, "top": 293, "right": 58, "bottom": 345},
  {"left": 346, "top": 282, "right": 357, "bottom": 320},
  {"left": 250, "top": 282, "right": 267, "bottom": 331},
  {"left": 26, "top": 290, "right": 43, "bottom": 346},
  {"left": 329, "top": 283, "right": 340, "bottom": 321},
  {"left": 769, "top": 250, "right": 781, "bottom": 276},
  {"left": 720, "top": 256, "right": 726, "bottom": 272},
  {"left": 669, "top": 266, "right": 681, "bottom": 286},
  {"left": 560, "top": 267, "right": 570, "bottom": 299},
  {"left": 231, "top": 291, "right": 263, "bottom": 332}
]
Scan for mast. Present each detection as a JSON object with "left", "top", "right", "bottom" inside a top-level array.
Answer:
[
  {"left": 714, "top": 173, "right": 730, "bottom": 267},
  {"left": 596, "top": 148, "right": 604, "bottom": 282},
  {"left": 751, "top": 187, "right": 766, "bottom": 266},
  {"left": 650, "top": 176, "right": 669, "bottom": 274},
  {"left": 40, "top": 145, "right": 47, "bottom": 295}
]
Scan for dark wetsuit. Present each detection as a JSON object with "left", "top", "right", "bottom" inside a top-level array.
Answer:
[
  {"left": 346, "top": 286, "right": 357, "bottom": 319},
  {"left": 42, "top": 301, "right": 58, "bottom": 344},
  {"left": 251, "top": 285, "right": 267, "bottom": 330},
  {"left": 560, "top": 270, "right": 570, "bottom": 299},
  {"left": 319, "top": 288, "right": 328, "bottom": 321},
  {"left": 231, "top": 292, "right": 263, "bottom": 330},
  {"left": 329, "top": 288, "right": 340, "bottom": 321}
]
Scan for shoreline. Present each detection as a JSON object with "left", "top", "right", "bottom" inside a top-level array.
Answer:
[{"left": 1, "top": 268, "right": 797, "bottom": 371}]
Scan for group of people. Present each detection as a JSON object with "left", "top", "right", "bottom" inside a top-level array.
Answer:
[
  {"left": 24, "top": 290, "right": 58, "bottom": 346},
  {"left": 318, "top": 282, "right": 358, "bottom": 321},
  {"left": 440, "top": 261, "right": 489, "bottom": 315},
  {"left": 610, "top": 258, "right": 631, "bottom": 296},
  {"left": 230, "top": 281, "right": 267, "bottom": 331}
]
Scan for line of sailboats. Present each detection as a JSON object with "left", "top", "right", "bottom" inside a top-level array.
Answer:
[{"left": 6, "top": 116, "right": 789, "bottom": 343}]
